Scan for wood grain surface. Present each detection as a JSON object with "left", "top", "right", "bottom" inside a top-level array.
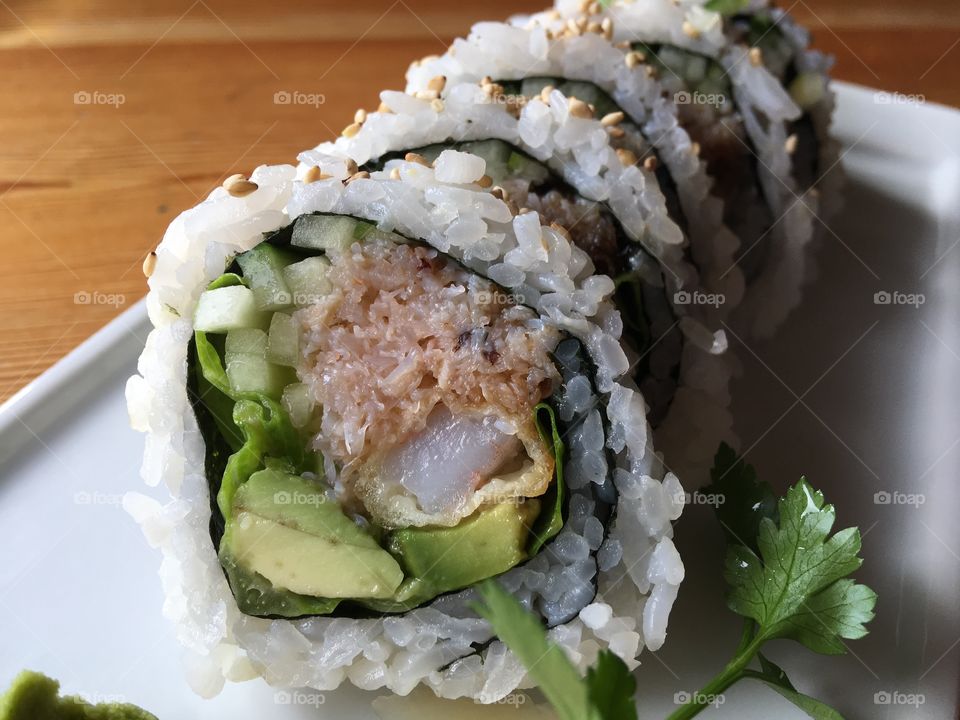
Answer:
[{"left": 1, "top": 0, "right": 958, "bottom": 402}]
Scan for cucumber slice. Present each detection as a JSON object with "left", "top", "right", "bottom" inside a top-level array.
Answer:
[
  {"left": 291, "top": 215, "right": 359, "bottom": 253},
  {"left": 225, "top": 327, "right": 268, "bottom": 357},
  {"left": 281, "top": 383, "right": 315, "bottom": 429},
  {"left": 267, "top": 312, "right": 299, "bottom": 367},
  {"left": 235, "top": 243, "right": 299, "bottom": 312},
  {"left": 194, "top": 285, "right": 265, "bottom": 332},
  {"left": 282, "top": 256, "right": 333, "bottom": 306},
  {"left": 225, "top": 353, "right": 294, "bottom": 398}
]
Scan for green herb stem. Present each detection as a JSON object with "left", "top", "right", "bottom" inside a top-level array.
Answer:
[{"left": 665, "top": 635, "right": 766, "bottom": 720}]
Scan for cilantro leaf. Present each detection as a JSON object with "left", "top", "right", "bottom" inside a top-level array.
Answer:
[
  {"left": 724, "top": 479, "right": 876, "bottom": 653},
  {"left": 474, "top": 582, "right": 594, "bottom": 720},
  {"left": 753, "top": 654, "right": 846, "bottom": 720},
  {"left": 586, "top": 651, "right": 638, "bottom": 720},
  {"left": 705, "top": 443, "right": 777, "bottom": 553},
  {"left": 703, "top": 0, "right": 751, "bottom": 15}
]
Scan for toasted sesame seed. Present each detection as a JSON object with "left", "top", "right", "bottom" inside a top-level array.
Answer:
[
  {"left": 377, "top": 101, "right": 393, "bottom": 114},
  {"left": 566, "top": 18, "right": 582, "bottom": 36},
  {"left": 576, "top": 16, "right": 588, "bottom": 30},
  {"left": 547, "top": 9, "right": 560, "bottom": 20},
  {"left": 304, "top": 166, "right": 329, "bottom": 183},
  {"left": 404, "top": 152, "right": 430, "bottom": 166},
  {"left": 345, "top": 171, "right": 370, "bottom": 185},
  {"left": 415, "top": 89, "right": 439, "bottom": 101},
  {"left": 568, "top": 97, "right": 594, "bottom": 119},
  {"left": 587, "top": 20, "right": 602, "bottom": 34},
  {"left": 643, "top": 156, "right": 659, "bottom": 172},
  {"left": 645, "top": 65, "right": 658, "bottom": 78},
  {"left": 540, "top": 85, "right": 556, "bottom": 103},
  {"left": 615, "top": 40, "right": 631, "bottom": 50},
  {"left": 427, "top": 75, "right": 446, "bottom": 94},
  {"left": 587, "top": 1, "right": 600, "bottom": 14},
  {"left": 518, "top": 207, "right": 534, "bottom": 215},
  {"left": 223, "top": 174, "right": 258, "bottom": 197},
  {"left": 690, "top": 142, "right": 701, "bottom": 156},
  {"left": 607, "top": 126, "right": 626, "bottom": 139},
  {"left": 579, "top": 0, "right": 590, "bottom": 11},
  {"left": 389, "top": 168, "right": 401, "bottom": 180},
  {"left": 354, "top": 108, "right": 367, "bottom": 124},
  {"left": 616, "top": 148, "right": 638, "bottom": 166},
  {"left": 142, "top": 251, "right": 157, "bottom": 278},
  {"left": 480, "top": 76, "right": 494, "bottom": 87},
  {"left": 342, "top": 122, "right": 361, "bottom": 138},
  {"left": 625, "top": 51, "right": 644, "bottom": 68},
  {"left": 749, "top": 47, "right": 763, "bottom": 67},
  {"left": 601, "top": 17, "right": 613, "bottom": 38},
  {"left": 601, "top": 111, "right": 625, "bottom": 126},
  {"left": 430, "top": 98, "right": 445, "bottom": 112},
  {"left": 682, "top": 21, "right": 701, "bottom": 39},
  {"left": 477, "top": 174, "right": 493, "bottom": 188},
  {"left": 785, "top": 134, "right": 799, "bottom": 154},
  {"left": 346, "top": 159, "right": 359, "bottom": 176}
]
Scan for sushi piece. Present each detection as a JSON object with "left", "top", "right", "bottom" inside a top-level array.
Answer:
[
  {"left": 301, "top": 74, "right": 732, "bottom": 480},
  {"left": 125, "top": 157, "right": 685, "bottom": 701},
  {"left": 407, "top": 0, "right": 835, "bottom": 336}
]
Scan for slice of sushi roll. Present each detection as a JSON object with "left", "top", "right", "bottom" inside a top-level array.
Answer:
[
  {"left": 404, "top": 25, "right": 746, "bottom": 324},
  {"left": 125, "top": 158, "right": 686, "bottom": 702},
  {"left": 492, "top": 0, "right": 826, "bottom": 336},
  {"left": 301, "top": 82, "right": 731, "bottom": 478}
]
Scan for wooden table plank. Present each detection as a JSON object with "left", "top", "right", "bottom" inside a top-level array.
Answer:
[{"left": 1, "top": 0, "right": 958, "bottom": 402}]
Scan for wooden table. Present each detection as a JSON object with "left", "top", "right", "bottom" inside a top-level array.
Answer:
[{"left": 1, "top": 0, "right": 958, "bottom": 402}]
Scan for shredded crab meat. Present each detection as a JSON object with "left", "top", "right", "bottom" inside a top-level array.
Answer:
[{"left": 296, "top": 236, "right": 560, "bottom": 526}]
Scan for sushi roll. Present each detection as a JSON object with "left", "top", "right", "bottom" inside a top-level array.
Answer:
[
  {"left": 303, "top": 73, "right": 732, "bottom": 480},
  {"left": 125, "top": 158, "right": 685, "bottom": 700},
  {"left": 407, "top": 0, "right": 836, "bottom": 336}
]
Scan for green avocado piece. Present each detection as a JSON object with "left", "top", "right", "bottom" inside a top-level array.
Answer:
[
  {"left": 0, "top": 670, "right": 156, "bottom": 720},
  {"left": 387, "top": 501, "right": 540, "bottom": 596},
  {"left": 235, "top": 243, "right": 300, "bottom": 311},
  {"left": 225, "top": 470, "right": 404, "bottom": 600}
]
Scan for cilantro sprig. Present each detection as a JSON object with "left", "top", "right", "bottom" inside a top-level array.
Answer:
[{"left": 475, "top": 444, "right": 877, "bottom": 720}]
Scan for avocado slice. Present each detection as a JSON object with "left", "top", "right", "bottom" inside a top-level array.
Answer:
[
  {"left": 387, "top": 500, "right": 540, "bottom": 596},
  {"left": 225, "top": 469, "right": 404, "bottom": 600}
]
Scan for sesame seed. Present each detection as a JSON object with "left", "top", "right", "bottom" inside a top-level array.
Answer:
[
  {"left": 587, "top": 1, "right": 600, "bottom": 15},
  {"left": 540, "top": 85, "right": 556, "bottom": 103},
  {"left": 346, "top": 159, "right": 359, "bottom": 175},
  {"left": 304, "top": 166, "right": 329, "bottom": 183},
  {"left": 690, "top": 142, "right": 701, "bottom": 156},
  {"left": 607, "top": 126, "right": 625, "bottom": 139},
  {"left": 601, "top": 111, "right": 625, "bottom": 126},
  {"left": 616, "top": 148, "right": 638, "bottom": 166},
  {"left": 749, "top": 47, "right": 763, "bottom": 67},
  {"left": 342, "top": 122, "right": 361, "bottom": 138},
  {"left": 568, "top": 97, "right": 593, "bottom": 119},
  {"left": 587, "top": 21, "right": 602, "bottom": 34},
  {"left": 601, "top": 17, "right": 613, "bottom": 38},
  {"left": 142, "top": 251, "right": 157, "bottom": 278},
  {"left": 354, "top": 108, "right": 367, "bottom": 124},
  {"left": 490, "top": 186, "right": 507, "bottom": 200},
  {"left": 785, "top": 134, "right": 799, "bottom": 154},
  {"left": 519, "top": 207, "right": 533, "bottom": 215},
  {"left": 625, "top": 51, "right": 644, "bottom": 69},
  {"left": 643, "top": 156, "right": 659, "bottom": 172},
  {"left": 415, "top": 89, "right": 439, "bottom": 101},
  {"left": 682, "top": 21, "right": 701, "bottom": 39},
  {"left": 477, "top": 174, "right": 493, "bottom": 188},
  {"left": 427, "top": 75, "right": 446, "bottom": 94},
  {"left": 404, "top": 152, "right": 430, "bottom": 166},
  {"left": 345, "top": 171, "right": 370, "bottom": 185},
  {"left": 430, "top": 98, "right": 445, "bottom": 112},
  {"left": 377, "top": 101, "right": 393, "bottom": 114},
  {"left": 223, "top": 174, "right": 258, "bottom": 197},
  {"left": 389, "top": 168, "right": 401, "bottom": 180}
]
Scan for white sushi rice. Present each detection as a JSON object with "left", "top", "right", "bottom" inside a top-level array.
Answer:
[{"left": 125, "top": 162, "right": 685, "bottom": 701}]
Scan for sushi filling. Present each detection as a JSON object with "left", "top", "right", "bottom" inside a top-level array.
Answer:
[{"left": 190, "top": 216, "right": 577, "bottom": 618}]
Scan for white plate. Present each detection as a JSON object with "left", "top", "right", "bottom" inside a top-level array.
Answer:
[{"left": 1, "top": 82, "right": 958, "bottom": 720}]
